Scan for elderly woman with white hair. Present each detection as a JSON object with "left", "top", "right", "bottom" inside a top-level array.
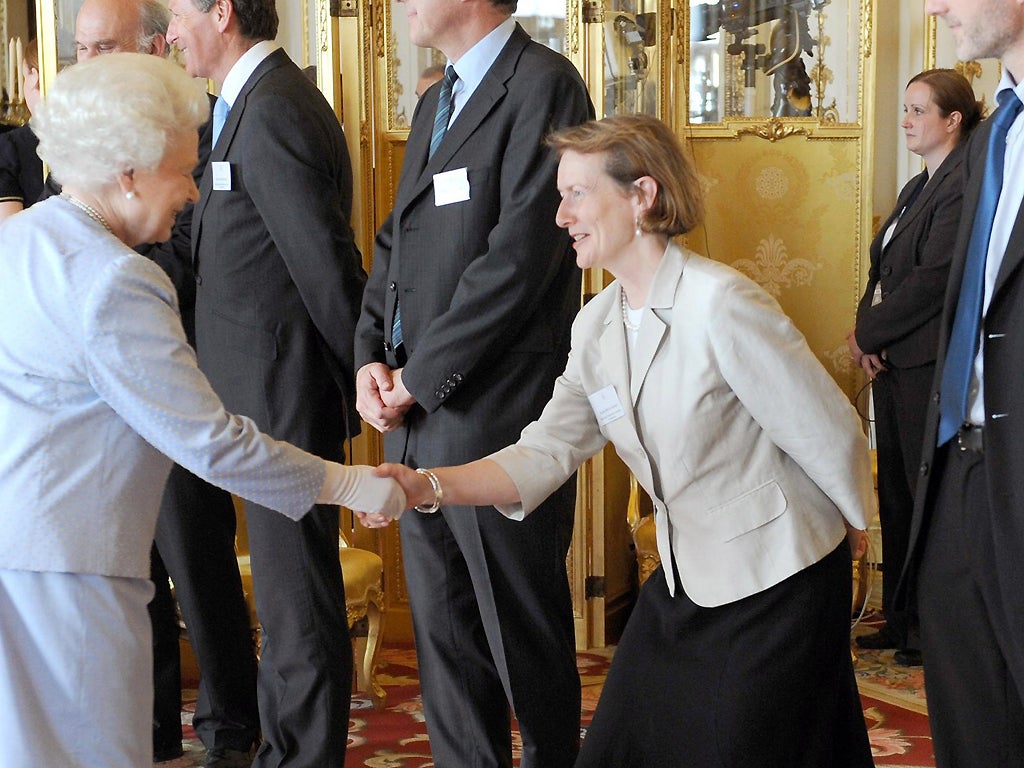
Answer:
[{"left": 0, "top": 53, "right": 403, "bottom": 768}]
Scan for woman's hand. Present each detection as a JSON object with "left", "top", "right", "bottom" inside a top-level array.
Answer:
[
  {"left": 375, "top": 463, "right": 436, "bottom": 509},
  {"left": 846, "top": 526, "right": 869, "bottom": 561}
]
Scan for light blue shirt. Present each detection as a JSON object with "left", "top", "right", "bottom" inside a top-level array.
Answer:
[{"left": 446, "top": 17, "right": 516, "bottom": 126}]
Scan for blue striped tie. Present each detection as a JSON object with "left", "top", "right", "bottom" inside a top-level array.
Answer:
[
  {"left": 937, "top": 88, "right": 1023, "bottom": 445},
  {"left": 392, "top": 66, "right": 459, "bottom": 351},
  {"left": 428, "top": 65, "right": 459, "bottom": 159}
]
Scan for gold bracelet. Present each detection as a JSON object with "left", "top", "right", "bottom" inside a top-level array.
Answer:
[{"left": 414, "top": 468, "right": 443, "bottom": 513}]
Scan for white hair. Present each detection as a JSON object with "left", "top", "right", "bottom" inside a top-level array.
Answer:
[{"left": 32, "top": 53, "right": 209, "bottom": 190}]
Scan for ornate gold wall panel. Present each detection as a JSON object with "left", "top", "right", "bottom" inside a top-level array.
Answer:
[{"left": 683, "top": 134, "right": 865, "bottom": 398}]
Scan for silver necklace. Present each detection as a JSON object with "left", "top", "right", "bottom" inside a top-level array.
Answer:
[
  {"left": 61, "top": 192, "right": 112, "bottom": 233},
  {"left": 620, "top": 290, "right": 641, "bottom": 332}
]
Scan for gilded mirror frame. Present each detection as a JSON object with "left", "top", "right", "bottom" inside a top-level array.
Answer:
[{"left": 679, "top": 0, "right": 872, "bottom": 140}]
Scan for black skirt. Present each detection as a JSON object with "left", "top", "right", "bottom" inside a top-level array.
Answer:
[{"left": 576, "top": 541, "right": 873, "bottom": 768}]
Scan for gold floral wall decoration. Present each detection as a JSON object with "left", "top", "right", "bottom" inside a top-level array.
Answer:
[{"left": 729, "top": 234, "right": 821, "bottom": 297}]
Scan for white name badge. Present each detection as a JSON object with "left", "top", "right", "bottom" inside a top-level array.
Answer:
[
  {"left": 211, "top": 161, "right": 232, "bottom": 191},
  {"left": 433, "top": 167, "right": 470, "bottom": 206},
  {"left": 588, "top": 384, "right": 626, "bottom": 426}
]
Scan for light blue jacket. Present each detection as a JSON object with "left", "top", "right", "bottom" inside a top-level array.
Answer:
[{"left": 0, "top": 197, "right": 325, "bottom": 578}]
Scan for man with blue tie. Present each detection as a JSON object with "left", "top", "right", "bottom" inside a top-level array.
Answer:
[
  {"left": 166, "top": 0, "right": 366, "bottom": 765},
  {"left": 354, "top": 0, "right": 593, "bottom": 763},
  {"left": 903, "top": 1, "right": 1024, "bottom": 765}
]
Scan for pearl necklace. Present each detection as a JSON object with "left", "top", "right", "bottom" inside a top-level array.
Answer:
[
  {"left": 61, "top": 192, "right": 112, "bottom": 233},
  {"left": 620, "top": 290, "right": 641, "bottom": 332}
]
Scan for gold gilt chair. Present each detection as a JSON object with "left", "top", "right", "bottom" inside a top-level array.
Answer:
[{"left": 234, "top": 502, "right": 387, "bottom": 709}]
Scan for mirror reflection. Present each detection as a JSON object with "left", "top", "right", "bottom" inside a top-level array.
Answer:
[
  {"left": 602, "top": 0, "right": 658, "bottom": 117},
  {"left": 689, "top": 0, "right": 861, "bottom": 125},
  {"left": 388, "top": 0, "right": 565, "bottom": 130}
]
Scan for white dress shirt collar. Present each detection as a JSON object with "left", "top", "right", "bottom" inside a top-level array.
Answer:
[{"left": 219, "top": 39, "right": 280, "bottom": 108}]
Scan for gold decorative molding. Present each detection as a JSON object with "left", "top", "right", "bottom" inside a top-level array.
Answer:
[
  {"left": 861, "top": 0, "right": 872, "bottom": 58},
  {"left": 373, "top": 0, "right": 385, "bottom": 59},
  {"left": 568, "top": 0, "right": 581, "bottom": 55},
  {"left": 735, "top": 118, "right": 812, "bottom": 142},
  {"left": 955, "top": 59, "right": 983, "bottom": 85}
]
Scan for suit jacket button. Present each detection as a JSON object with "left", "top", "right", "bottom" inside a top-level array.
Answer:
[
  {"left": 919, "top": 462, "right": 929, "bottom": 477},
  {"left": 195, "top": 274, "right": 203, "bottom": 285},
  {"left": 389, "top": 282, "right": 397, "bottom": 291},
  {"left": 453, "top": 373, "right": 463, "bottom": 383},
  {"left": 881, "top": 265, "right": 892, "bottom": 276}
]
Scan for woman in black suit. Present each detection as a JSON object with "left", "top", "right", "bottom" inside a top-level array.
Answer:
[
  {"left": 848, "top": 68, "right": 981, "bottom": 665},
  {"left": 0, "top": 39, "right": 41, "bottom": 224}
]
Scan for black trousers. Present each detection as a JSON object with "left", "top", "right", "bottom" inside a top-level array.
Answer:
[
  {"left": 149, "top": 463, "right": 259, "bottom": 755},
  {"left": 918, "top": 445, "right": 1024, "bottom": 768},
  {"left": 246, "top": 500, "right": 351, "bottom": 768},
  {"left": 872, "top": 363, "right": 932, "bottom": 647},
  {"left": 400, "top": 481, "right": 580, "bottom": 768}
]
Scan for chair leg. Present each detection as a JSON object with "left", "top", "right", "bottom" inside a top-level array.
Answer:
[{"left": 362, "top": 600, "right": 385, "bottom": 710}]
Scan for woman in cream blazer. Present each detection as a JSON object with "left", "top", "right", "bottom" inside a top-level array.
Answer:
[{"left": 372, "top": 115, "right": 876, "bottom": 767}]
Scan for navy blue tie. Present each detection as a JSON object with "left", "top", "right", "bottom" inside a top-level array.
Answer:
[{"left": 937, "top": 88, "right": 1023, "bottom": 445}]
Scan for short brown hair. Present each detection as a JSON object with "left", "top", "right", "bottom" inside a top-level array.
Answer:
[{"left": 546, "top": 114, "right": 704, "bottom": 236}]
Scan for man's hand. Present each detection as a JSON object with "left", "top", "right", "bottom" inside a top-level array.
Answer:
[
  {"left": 356, "top": 363, "right": 408, "bottom": 432},
  {"left": 380, "top": 368, "right": 416, "bottom": 410}
]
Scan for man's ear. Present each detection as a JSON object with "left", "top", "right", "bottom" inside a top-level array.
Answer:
[
  {"left": 214, "top": 0, "right": 235, "bottom": 32},
  {"left": 150, "top": 33, "right": 169, "bottom": 58}
]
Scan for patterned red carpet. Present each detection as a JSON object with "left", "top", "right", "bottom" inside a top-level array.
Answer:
[{"left": 166, "top": 613, "right": 932, "bottom": 767}]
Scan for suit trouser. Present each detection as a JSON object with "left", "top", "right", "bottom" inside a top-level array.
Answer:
[
  {"left": 918, "top": 445, "right": 1024, "bottom": 767},
  {"left": 399, "top": 481, "right": 580, "bottom": 768},
  {"left": 246, "top": 500, "right": 351, "bottom": 768},
  {"left": 150, "top": 463, "right": 260, "bottom": 753},
  {"left": 872, "top": 364, "right": 931, "bottom": 647}
]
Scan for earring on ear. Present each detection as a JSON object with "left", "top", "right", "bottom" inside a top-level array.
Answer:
[
  {"left": 634, "top": 217, "right": 642, "bottom": 238},
  {"left": 125, "top": 191, "right": 136, "bottom": 200}
]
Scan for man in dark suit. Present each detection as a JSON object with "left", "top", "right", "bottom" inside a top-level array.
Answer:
[
  {"left": 902, "top": 1, "right": 1024, "bottom": 765},
  {"left": 354, "top": 0, "right": 592, "bottom": 764},
  {"left": 75, "top": 0, "right": 260, "bottom": 763},
  {"left": 166, "top": 0, "right": 366, "bottom": 765}
]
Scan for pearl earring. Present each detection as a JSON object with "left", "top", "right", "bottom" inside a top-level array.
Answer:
[
  {"left": 634, "top": 217, "right": 642, "bottom": 238},
  {"left": 125, "top": 191, "right": 136, "bottom": 200}
]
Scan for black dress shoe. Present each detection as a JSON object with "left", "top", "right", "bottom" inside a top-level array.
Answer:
[
  {"left": 855, "top": 625, "right": 903, "bottom": 650},
  {"left": 894, "top": 648, "right": 923, "bottom": 667},
  {"left": 205, "top": 747, "right": 255, "bottom": 768},
  {"left": 154, "top": 745, "right": 184, "bottom": 763}
]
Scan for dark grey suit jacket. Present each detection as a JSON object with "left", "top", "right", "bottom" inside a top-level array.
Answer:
[
  {"left": 355, "top": 25, "right": 593, "bottom": 466},
  {"left": 193, "top": 48, "right": 365, "bottom": 455},
  {"left": 899, "top": 107, "right": 1024, "bottom": 625},
  {"left": 855, "top": 142, "right": 965, "bottom": 369}
]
